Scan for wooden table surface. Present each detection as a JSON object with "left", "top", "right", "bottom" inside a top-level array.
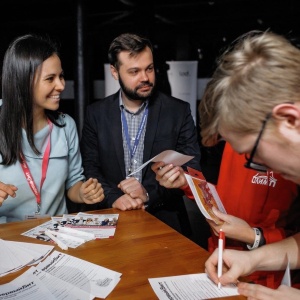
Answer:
[{"left": 0, "top": 208, "right": 245, "bottom": 299}]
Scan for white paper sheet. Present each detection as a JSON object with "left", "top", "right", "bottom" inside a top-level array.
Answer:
[
  {"left": 0, "top": 273, "right": 56, "bottom": 300},
  {"left": 24, "top": 266, "right": 95, "bottom": 300},
  {"left": 127, "top": 150, "right": 194, "bottom": 177},
  {"left": 149, "top": 273, "right": 239, "bottom": 300},
  {"left": 0, "top": 239, "right": 54, "bottom": 277},
  {"left": 36, "top": 250, "right": 122, "bottom": 299}
]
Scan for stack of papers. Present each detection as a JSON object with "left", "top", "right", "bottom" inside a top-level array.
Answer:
[
  {"left": 21, "top": 213, "right": 119, "bottom": 250},
  {"left": 0, "top": 250, "right": 122, "bottom": 299},
  {"left": 0, "top": 239, "right": 54, "bottom": 277}
]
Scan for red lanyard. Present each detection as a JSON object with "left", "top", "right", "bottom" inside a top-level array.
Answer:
[{"left": 20, "top": 119, "right": 53, "bottom": 214}]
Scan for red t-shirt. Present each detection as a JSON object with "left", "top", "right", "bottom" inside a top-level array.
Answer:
[{"left": 208, "top": 143, "right": 298, "bottom": 288}]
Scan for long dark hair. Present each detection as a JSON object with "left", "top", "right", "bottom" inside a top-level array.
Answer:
[{"left": 0, "top": 34, "right": 64, "bottom": 165}]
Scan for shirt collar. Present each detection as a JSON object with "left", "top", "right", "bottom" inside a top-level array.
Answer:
[{"left": 119, "top": 91, "right": 149, "bottom": 114}]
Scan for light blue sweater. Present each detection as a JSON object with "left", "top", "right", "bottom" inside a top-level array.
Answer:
[{"left": 0, "top": 113, "right": 85, "bottom": 223}]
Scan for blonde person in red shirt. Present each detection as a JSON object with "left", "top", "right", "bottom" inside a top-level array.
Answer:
[{"left": 151, "top": 142, "right": 299, "bottom": 288}]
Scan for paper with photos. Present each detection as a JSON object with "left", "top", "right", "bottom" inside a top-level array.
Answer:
[
  {"left": 57, "top": 212, "right": 119, "bottom": 239},
  {"left": 22, "top": 213, "right": 119, "bottom": 248}
]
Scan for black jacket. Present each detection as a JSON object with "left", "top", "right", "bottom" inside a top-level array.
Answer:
[{"left": 80, "top": 90, "right": 201, "bottom": 236}]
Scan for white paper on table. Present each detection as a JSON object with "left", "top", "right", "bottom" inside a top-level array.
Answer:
[
  {"left": 0, "top": 239, "right": 33, "bottom": 275},
  {"left": 45, "top": 230, "right": 84, "bottom": 248},
  {"left": 127, "top": 149, "right": 194, "bottom": 177},
  {"left": 21, "top": 220, "right": 55, "bottom": 241},
  {"left": 22, "top": 219, "right": 93, "bottom": 247},
  {"left": 24, "top": 266, "right": 95, "bottom": 300},
  {"left": 36, "top": 250, "right": 122, "bottom": 299},
  {"left": 149, "top": 273, "right": 239, "bottom": 300},
  {"left": 0, "top": 273, "right": 56, "bottom": 300}
]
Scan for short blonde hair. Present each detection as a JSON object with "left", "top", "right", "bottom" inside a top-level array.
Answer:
[{"left": 199, "top": 31, "right": 300, "bottom": 146}]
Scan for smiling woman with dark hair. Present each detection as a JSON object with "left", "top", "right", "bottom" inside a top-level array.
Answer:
[{"left": 0, "top": 34, "right": 104, "bottom": 223}]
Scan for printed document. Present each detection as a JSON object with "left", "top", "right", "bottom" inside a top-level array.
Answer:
[
  {"left": 0, "top": 273, "right": 56, "bottom": 300},
  {"left": 149, "top": 273, "right": 239, "bottom": 300},
  {"left": 36, "top": 250, "right": 122, "bottom": 299}
]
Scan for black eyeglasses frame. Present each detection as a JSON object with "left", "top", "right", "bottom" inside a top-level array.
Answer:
[{"left": 244, "top": 113, "right": 272, "bottom": 173}]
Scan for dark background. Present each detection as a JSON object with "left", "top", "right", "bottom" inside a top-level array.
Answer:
[
  {"left": 2, "top": 0, "right": 300, "bottom": 181},
  {"left": 1, "top": 0, "right": 300, "bottom": 82}
]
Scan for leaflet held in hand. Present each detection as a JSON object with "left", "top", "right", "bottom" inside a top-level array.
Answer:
[{"left": 184, "top": 167, "right": 226, "bottom": 224}]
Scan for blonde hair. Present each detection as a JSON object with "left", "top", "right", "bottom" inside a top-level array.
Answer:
[{"left": 199, "top": 31, "right": 300, "bottom": 146}]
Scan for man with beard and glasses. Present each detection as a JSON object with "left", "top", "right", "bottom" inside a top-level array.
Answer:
[{"left": 80, "top": 33, "right": 202, "bottom": 237}]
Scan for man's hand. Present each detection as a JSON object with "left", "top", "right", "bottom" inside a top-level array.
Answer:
[
  {"left": 113, "top": 177, "right": 148, "bottom": 210},
  {"left": 112, "top": 194, "right": 145, "bottom": 210},
  {"left": 151, "top": 161, "right": 187, "bottom": 189},
  {"left": 118, "top": 177, "right": 148, "bottom": 203}
]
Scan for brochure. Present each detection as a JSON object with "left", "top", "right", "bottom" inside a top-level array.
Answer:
[{"left": 184, "top": 167, "right": 226, "bottom": 224}]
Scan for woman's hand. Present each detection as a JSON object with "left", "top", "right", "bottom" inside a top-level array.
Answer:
[
  {"left": 0, "top": 181, "right": 18, "bottom": 206},
  {"left": 78, "top": 178, "right": 104, "bottom": 204},
  {"left": 207, "top": 206, "right": 255, "bottom": 244}
]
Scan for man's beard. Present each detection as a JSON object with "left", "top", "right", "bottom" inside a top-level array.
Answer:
[{"left": 118, "top": 75, "right": 156, "bottom": 101}]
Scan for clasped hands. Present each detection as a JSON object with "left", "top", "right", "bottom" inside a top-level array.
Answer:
[
  {"left": 0, "top": 178, "right": 105, "bottom": 207},
  {"left": 78, "top": 178, "right": 104, "bottom": 204},
  {"left": 113, "top": 177, "right": 148, "bottom": 211}
]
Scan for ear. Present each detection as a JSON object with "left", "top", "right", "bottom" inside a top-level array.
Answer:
[
  {"left": 272, "top": 103, "right": 300, "bottom": 129},
  {"left": 110, "top": 65, "right": 118, "bottom": 81}
]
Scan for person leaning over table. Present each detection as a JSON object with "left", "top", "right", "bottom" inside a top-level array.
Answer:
[
  {"left": 152, "top": 137, "right": 299, "bottom": 289},
  {"left": 0, "top": 34, "right": 104, "bottom": 223},
  {"left": 80, "top": 32, "right": 202, "bottom": 237},
  {"left": 197, "top": 30, "right": 300, "bottom": 299}
]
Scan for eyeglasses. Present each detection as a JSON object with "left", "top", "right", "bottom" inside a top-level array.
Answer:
[{"left": 244, "top": 114, "right": 271, "bottom": 173}]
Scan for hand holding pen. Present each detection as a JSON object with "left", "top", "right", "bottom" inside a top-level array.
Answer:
[{"left": 218, "top": 229, "right": 225, "bottom": 288}]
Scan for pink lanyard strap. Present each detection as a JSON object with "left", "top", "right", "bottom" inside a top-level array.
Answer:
[{"left": 20, "top": 119, "right": 53, "bottom": 214}]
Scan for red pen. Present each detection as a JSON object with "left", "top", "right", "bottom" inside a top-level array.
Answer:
[{"left": 217, "top": 229, "right": 225, "bottom": 289}]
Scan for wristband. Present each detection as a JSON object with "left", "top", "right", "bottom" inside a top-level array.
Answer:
[
  {"left": 247, "top": 227, "right": 261, "bottom": 250},
  {"left": 145, "top": 192, "right": 150, "bottom": 203},
  {"left": 257, "top": 227, "right": 266, "bottom": 247}
]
